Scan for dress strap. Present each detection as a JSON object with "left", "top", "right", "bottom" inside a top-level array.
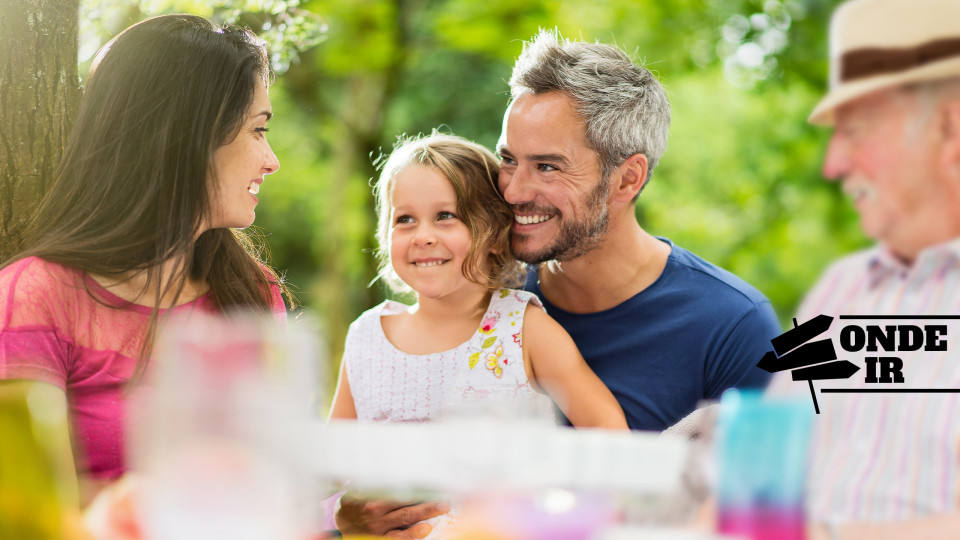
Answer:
[{"left": 461, "top": 288, "right": 540, "bottom": 388}]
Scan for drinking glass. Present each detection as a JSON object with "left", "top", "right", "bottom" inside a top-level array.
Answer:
[{"left": 128, "top": 311, "right": 322, "bottom": 540}]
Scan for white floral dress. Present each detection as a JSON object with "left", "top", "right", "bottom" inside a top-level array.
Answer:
[{"left": 343, "top": 288, "right": 555, "bottom": 423}]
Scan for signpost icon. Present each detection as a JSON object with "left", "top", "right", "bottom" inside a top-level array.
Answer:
[{"left": 757, "top": 315, "right": 860, "bottom": 413}]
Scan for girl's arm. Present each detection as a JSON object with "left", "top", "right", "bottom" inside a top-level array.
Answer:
[
  {"left": 328, "top": 360, "right": 357, "bottom": 420},
  {"left": 522, "top": 306, "right": 628, "bottom": 430}
]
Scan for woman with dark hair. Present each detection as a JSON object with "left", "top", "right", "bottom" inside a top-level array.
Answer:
[{"left": 0, "top": 14, "right": 289, "bottom": 503}]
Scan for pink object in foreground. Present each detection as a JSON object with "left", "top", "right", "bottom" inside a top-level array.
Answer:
[{"left": 0, "top": 256, "right": 286, "bottom": 481}]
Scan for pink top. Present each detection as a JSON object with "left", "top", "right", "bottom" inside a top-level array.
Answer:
[{"left": 0, "top": 256, "right": 286, "bottom": 481}]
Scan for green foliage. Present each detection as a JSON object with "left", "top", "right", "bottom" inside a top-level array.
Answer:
[
  {"left": 80, "top": 0, "right": 867, "bottom": 396},
  {"left": 79, "top": 0, "right": 325, "bottom": 74},
  {"left": 650, "top": 68, "right": 868, "bottom": 323}
]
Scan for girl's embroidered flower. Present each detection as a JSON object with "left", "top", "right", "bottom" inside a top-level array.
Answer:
[
  {"left": 512, "top": 332, "right": 522, "bottom": 345},
  {"left": 485, "top": 345, "right": 506, "bottom": 378},
  {"left": 479, "top": 313, "right": 500, "bottom": 334}
]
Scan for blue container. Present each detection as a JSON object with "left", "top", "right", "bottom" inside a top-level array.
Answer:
[{"left": 716, "top": 389, "right": 813, "bottom": 540}]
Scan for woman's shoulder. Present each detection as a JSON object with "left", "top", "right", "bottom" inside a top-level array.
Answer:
[
  {"left": 1, "top": 256, "right": 81, "bottom": 295},
  {"left": 264, "top": 278, "right": 287, "bottom": 315},
  {"left": 249, "top": 263, "right": 289, "bottom": 317},
  {"left": 0, "top": 257, "right": 85, "bottom": 330}
]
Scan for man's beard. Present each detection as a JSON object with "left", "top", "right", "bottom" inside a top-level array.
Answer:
[{"left": 511, "top": 177, "right": 611, "bottom": 264}]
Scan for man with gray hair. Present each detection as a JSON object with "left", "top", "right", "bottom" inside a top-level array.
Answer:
[
  {"left": 767, "top": 0, "right": 960, "bottom": 538},
  {"left": 500, "top": 29, "right": 779, "bottom": 432},
  {"left": 335, "top": 29, "right": 780, "bottom": 538}
]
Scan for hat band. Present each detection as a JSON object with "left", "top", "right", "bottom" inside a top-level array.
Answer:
[{"left": 841, "top": 37, "right": 960, "bottom": 81}]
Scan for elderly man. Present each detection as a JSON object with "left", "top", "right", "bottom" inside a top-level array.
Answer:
[
  {"left": 335, "top": 30, "right": 781, "bottom": 537},
  {"left": 768, "top": 0, "right": 960, "bottom": 538}
]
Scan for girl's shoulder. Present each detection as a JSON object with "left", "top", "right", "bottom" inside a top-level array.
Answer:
[
  {"left": 343, "top": 300, "right": 414, "bottom": 354},
  {"left": 486, "top": 288, "right": 543, "bottom": 311},
  {"left": 475, "top": 288, "right": 543, "bottom": 342},
  {"left": 349, "top": 299, "right": 411, "bottom": 328}
]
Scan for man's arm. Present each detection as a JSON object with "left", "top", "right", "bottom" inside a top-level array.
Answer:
[
  {"left": 807, "top": 515, "right": 960, "bottom": 540},
  {"left": 334, "top": 496, "right": 449, "bottom": 538}
]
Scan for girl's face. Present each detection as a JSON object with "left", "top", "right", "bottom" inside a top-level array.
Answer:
[
  {"left": 206, "top": 83, "right": 280, "bottom": 232},
  {"left": 389, "top": 164, "right": 488, "bottom": 301}
]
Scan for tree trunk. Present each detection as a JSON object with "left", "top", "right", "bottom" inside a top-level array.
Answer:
[{"left": 0, "top": 0, "right": 80, "bottom": 261}]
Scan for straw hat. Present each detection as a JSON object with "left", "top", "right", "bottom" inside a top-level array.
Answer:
[{"left": 809, "top": 0, "right": 960, "bottom": 125}]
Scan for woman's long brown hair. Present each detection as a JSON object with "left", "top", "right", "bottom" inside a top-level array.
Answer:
[{"left": 5, "top": 14, "right": 292, "bottom": 376}]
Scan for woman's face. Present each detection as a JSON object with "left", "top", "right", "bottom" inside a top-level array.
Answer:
[{"left": 206, "top": 83, "right": 279, "bottom": 231}]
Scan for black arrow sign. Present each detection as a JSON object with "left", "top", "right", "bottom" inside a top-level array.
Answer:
[
  {"left": 792, "top": 360, "right": 861, "bottom": 381},
  {"left": 758, "top": 316, "right": 860, "bottom": 414},
  {"left": 757, "top": 339, "right": 838, "bottom": 372},
  {"left": 771, "top": 314, "right": 834, "bottom": 356}
]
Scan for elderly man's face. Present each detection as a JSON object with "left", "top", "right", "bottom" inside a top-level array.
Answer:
[
  {"left": 496, "top": 91, "right": 611, "bottom": 264},
  {"left": 823, "top": 88, "right": 946, "bottom": 260}
]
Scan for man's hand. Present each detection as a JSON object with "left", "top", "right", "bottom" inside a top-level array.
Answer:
[{"left": 334, "top": 495, "right": 449, "bottom": 539}]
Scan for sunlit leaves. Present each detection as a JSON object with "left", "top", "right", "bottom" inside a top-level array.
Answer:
[
  {"left": 717, "top": 0, "right": 809, "bottom": 88},
  {"left": 80, "top": 0, "right": 326, "bottom": 73}
]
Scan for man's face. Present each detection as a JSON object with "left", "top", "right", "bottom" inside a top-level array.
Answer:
[
  {"left": 823, "top": 88, "right": 946, "bottom": 260},
  {"left": 496, "top": 91, "right": 611, "bottom": 264}
]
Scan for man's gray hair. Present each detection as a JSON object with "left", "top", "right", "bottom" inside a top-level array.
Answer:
[{"left": 509, "top": 29, "right": 671, "bottom": 188}]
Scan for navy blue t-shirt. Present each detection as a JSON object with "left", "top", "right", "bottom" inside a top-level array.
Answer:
[{"left": 524, "top": 239, "right": 780, "bottom": 431}]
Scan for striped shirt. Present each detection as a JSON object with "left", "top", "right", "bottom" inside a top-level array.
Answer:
[{"left": 768, "top": 239, "right": 960, "bottom": 523}]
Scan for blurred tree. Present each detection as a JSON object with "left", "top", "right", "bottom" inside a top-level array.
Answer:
[{"left": 0, "top": 0, "right": 81, "bottom": 260}]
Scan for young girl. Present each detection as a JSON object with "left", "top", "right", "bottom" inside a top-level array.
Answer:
[{"left": 329, "top": 133, "right": 626, "bottom": 429}]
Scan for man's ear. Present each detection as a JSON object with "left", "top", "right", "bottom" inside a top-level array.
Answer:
[
  {"left": 613, "top": 153, "right": 649, "bottom": 201},
  {"left": 939, "top": 101, "right": 960, "bottom": 168}
]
